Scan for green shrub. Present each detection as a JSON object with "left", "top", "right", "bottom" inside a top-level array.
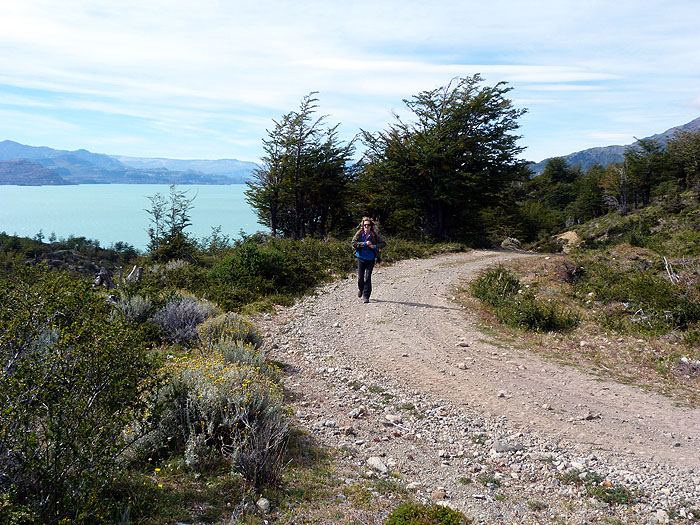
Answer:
[
  {"left": 381, "top": 237, "right": 468, "bottom": 263},
  {"left": 153, "top": 294, "right": 221, "bottom": 345},
  {"left": 477, "top": 473, "right": 501, "bottom": 487},
  {"left": 581, "top": 259, "right": 700, "bottom": 334},
  {"left": 0, "top": 264, "right": 158, "bottom": 523},
  {"left": 470, "top": 266, "right": 521, "bottom": 308},
  {"left": 198, "top": 312, "right": 263, "bottom": 350},
  {"left": 385, "top": 502, "right": 471, "bottom": 524},
  {"left": 558, "top": 468, "right": 635, "bottom": 506},
  {"left": 526, "top": 499, "right": 547, "bottom": 511},
  {"left": 536, "top": 238, "right": 564, "bottom": 253},
  {"left": 471, "top": 266, "right": 579, "bottom": 332},
  {"left": 498, "top": 291, "right": 580, "bottom": 332},
  {"left": 208, "top": 241, "right": 296, "bottom": 307},
  {"left": 683, "top": 324, "right": 700, "bottom": 347}
]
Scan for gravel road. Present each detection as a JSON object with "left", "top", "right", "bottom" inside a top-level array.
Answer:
[{"left": 260, "top": 250, "right": 700, "bottom": 523}]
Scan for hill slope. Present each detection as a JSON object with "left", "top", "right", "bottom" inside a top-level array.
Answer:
[
  {"left": 0, "top": 159, "right": 71, "bottom": 185},
  {"left": 113, "top": 156, "right": 257, "bottom": 181},
  {"left": 529, "top": 115, "right": 700, "bottom": 174}
]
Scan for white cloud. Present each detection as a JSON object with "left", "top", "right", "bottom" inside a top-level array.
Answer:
[
  {"left": 0, "top": 108, "right": 80, "bottom": 132},
  {"left": 1, "top": 0, "right": 699, "bottom": 159}
]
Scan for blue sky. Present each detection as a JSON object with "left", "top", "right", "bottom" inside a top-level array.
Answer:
[{"left": 1, "top": 0, "right": 699, "bottom": 163}]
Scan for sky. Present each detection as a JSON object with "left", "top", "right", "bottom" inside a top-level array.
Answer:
[{"left": 1, "top": 0, "right": 699, "bottom": 164}]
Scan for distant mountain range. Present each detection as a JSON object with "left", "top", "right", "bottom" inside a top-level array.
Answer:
[
  {"left": 4, "top": 116, "right": 699, "bottom": 185},
  {"left": 528, "top": 116, "right": 700, "bottom": 175},
  {"left": 0, "top": 140, "right": 258, "bottom": 185}
]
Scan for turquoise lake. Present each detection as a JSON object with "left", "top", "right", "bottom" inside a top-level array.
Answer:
[{"left": 0, "top": 184, "right": 261, "bottom": 251}]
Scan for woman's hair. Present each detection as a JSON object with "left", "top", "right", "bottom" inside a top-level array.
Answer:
[{"left": 359, "top": 216, "right": 376, "bottom": 231}]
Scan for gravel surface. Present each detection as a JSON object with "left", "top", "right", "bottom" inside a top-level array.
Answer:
[{"left": 259, "top": 250, "right": 700, "bottom": 524}]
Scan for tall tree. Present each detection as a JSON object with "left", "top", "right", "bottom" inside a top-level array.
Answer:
[
  {"left": 600, "top": 162, "right": 630, "bottom": 216},
  {"left": 145, "top": 185, "right": 196, "bottom": 260},
  {"left": 246, "top": 94, "right": 355, "bottom": 239},
  {"left": 358, "top": 75, "right": 528, "bottom": 240},
  {"left": 667, "top": 129, "right": 700, "bottom": 191},
  {"left": 624, "top": 138, "right": 666, "bottom": 207}
]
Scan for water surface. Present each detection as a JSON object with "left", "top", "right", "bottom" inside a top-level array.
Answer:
[{"left": 0, "top": 184, "right": 261, "bottom": 251}]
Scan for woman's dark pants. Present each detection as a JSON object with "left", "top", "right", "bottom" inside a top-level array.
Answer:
[{"left": 357, "top": 258, "right": 375, "bottom": 299}]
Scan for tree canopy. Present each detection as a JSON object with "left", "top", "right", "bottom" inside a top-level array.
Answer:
[
  {"left": 245, "top": 93, "right": 356, "bottom": 239},
  {"left": 357, "top": 75, "right": 528, "bottom": 241}
]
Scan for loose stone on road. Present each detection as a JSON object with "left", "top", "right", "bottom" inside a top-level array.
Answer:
[{"left": 261, "top": 250, "right": 700, "bottom": 523}]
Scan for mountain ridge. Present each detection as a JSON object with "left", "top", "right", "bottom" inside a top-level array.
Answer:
[
  {"left": 0, "top": 140, "right": 257, "bottom": 185},
  {"left": 528, "top": 116, "right": 700, "bottom": 174}
]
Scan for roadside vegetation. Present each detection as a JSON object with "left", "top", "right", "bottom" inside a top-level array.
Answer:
[
  {"left": 464, "top": 191, "right": 700, "bottom": 406},
  {"left": 2, "top": 73, "right": 700, "bottom": 522}
]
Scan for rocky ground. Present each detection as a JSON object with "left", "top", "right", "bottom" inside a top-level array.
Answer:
[{"left": 257, "top": 250, "right": 700, "bottom": 524}]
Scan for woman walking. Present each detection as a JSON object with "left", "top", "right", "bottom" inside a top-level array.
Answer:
[{"left": 351, "top": 217, "right": 387, "bottom": 303}]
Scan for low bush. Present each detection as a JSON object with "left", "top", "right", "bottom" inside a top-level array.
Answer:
[
  {"left": 536, "top": 238, "right": 564, "bottom": 253},
  {"left": 110, "top": 293, "right": 153, "bottom": 323},
  {"left": 206, "top": 236, "right": 358, "bottom": 309},
  {"left": 211, "top": 339, "right": 267, "bottom": 370},
  {"left": 153, "top": 294, "right": 221, "bottom": 345},
  {"left": 470, "top": 266, "right": 521, "bottom": 308},
  {"left": 138, "top": 354, "right": 288, "bottom": 488},
  {"left": 558, "top": 468, "right": 635, "bottom": 506},
  {"left": 385, "top": 502, "right": 471, "bottom": 524},
  {"left": 580, "top": 258, "right": 700, "bottom": 335},
  {"left": 471, "top": 266, "right": 579, "bottom": 332},
  {"left": 499, "top": 291, "right": 580, "bottom": 332},
  {"left": 381, "top": 237, "right": 468, "bottom": 263},
  {"left": 198, "top": 311, "right": 263, "bottom": 350}
]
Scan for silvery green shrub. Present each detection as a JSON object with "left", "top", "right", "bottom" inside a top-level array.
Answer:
[
  {"left": 153, "top": 295, "right": 220, "bottom": 345},
  {"left": 139, "top": 354, "right": 288, "bottom": 487},
  {"left": 111, "top": 293, "right": 153, "bottom": 323},
  {"left": 211, "top": 339, "right": 265, "bottom": 369},
  {"left": 198, "top": 312, "right": 263, "bottom": 350}
]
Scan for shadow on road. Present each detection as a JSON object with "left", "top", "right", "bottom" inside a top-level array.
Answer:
[{"left": 368, "top": 298, "right": 460, "bottom": 311}]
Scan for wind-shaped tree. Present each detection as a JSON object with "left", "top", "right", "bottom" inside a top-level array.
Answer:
[
  {"left": 358, "top": 75, "right": 528, "bottom": 241},
  {"left": 246, "top": 93, "right": 355, "bottom": 239}
]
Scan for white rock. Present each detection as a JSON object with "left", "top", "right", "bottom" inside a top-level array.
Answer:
[
  {"left": 256, "top": 498, "right": 271, "bottom": 513},
  {"left": 348, "top": 407, "right": 365, "bottom": 419},
  {"left": 367, "top": 456, "right": 389, "bottom": 474}
]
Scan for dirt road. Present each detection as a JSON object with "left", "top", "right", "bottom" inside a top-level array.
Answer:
[{"left": 264, "top": 250, "right": 700, "bottom": 522}]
